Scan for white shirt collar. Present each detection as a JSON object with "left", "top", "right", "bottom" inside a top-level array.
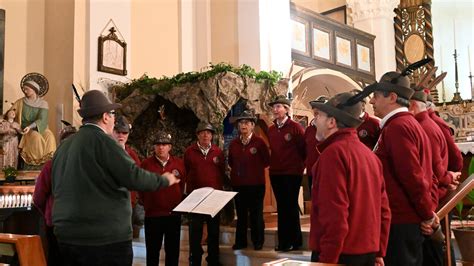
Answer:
[
  {"left": 155, "top": 155, "right": 170, "bottom": 167},
  {"left": 380, "top": 107, "right": 408, "bottom": 129},
  {"left": 277, "top": 116, "right": 288, "bottom": 128}
]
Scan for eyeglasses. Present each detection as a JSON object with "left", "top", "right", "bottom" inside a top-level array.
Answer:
[{"left": 108, "top": 110, "right": 116, "bottom": 116}]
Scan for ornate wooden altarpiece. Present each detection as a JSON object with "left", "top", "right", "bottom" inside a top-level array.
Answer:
[
  {"left": 394, "top": 0, "right": 438, "bottom": 101},
  {"left": 290, "top": 3, "right": 376, "bottom": 88}
]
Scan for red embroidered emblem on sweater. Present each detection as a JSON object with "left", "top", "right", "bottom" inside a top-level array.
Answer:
[{"left": 284, "top": 133, "right": 292, "bottom": 141}]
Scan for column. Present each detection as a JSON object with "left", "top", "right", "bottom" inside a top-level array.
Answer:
[{"left": 347, "top": 0, "right": 400, "bottom": 80}]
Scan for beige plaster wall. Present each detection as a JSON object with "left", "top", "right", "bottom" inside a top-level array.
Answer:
[
  {"left": 131, "top": 0, "right": 180, "bottom": 78},
  {"left": 292, "top": 0, "right": 346, "bottom": 13},
  {"left": 43, "top": 0, "right": 75, "bottom": 138},
  {"left": 0, "top": 0, "right": 45, "bottom": 111},
  {"left": 210, "top": 0, "right": 239, "bottom": 65}
]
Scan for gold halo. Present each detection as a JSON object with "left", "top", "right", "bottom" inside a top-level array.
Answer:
[{"left": 20, "top": 72, "right": 49, "bottom": 97}]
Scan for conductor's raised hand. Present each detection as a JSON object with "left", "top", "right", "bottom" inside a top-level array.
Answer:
[{"left": 162, "top": 172, "right": 180, "bottom": 186}]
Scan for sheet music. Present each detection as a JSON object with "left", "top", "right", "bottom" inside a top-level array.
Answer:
[
  {"left": 192, "top": 190, "right": 237, "bottom": 217},
  {"left": 173, "top": 187, "right": 214, "bottom": 213}
]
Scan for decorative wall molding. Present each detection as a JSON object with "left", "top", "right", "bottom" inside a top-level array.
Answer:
[{"left": 347, "top": 0, "right": 400, "bottom": 22}]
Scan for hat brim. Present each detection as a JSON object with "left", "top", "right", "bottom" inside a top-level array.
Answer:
[
  {"left": 268, "top": 100, "right": 291, "bottom": 107},
  {"left": 78, "top": 103, "right": 122, "bottom": 118},
  {"left": 196, "top": 128, "right": 215, "bottom": 134},
  {"left": 235, "top": 117, "right": 257, "bottom": 123},
  {"left": 312, "top": 102, "right": 363, "bottom": 128},
  {"left": 309, "top": 101, "right": 327, "bottom": 109},
  {"left": 154, "top": 140, "right": 172, "bottom": 145}
]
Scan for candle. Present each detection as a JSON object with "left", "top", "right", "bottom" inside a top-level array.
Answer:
[{"left": 453, "top": 20, "right": 457, "bottom": 49}]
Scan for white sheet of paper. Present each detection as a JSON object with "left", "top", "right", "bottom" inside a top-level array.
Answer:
[
  {"left": 173, "top": 187, "right": 214, "bottom": 213},
  {"left": 191, "top": 190, "right": 237, "bottom": 217}
]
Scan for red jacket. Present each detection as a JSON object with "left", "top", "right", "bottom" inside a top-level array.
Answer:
[
  {"left": 415, "top": 111, "right": 451, "bottom": 207},
  {"left": 125, "top": 145, "right": 141, "bottom": 207},
  {"left": 428, "top": 109, "right": 463, "bottom": 172},
  {"left": 184, "top": 143, "right": 225, "bottom": 193},
  {"left": 268, "top": 118, "right": 306, "bottom": 175},
  {"left": 357, "top": 112, "right": 381, "bottom": 150},
  {"left": 310, "top": 128, "right": 391, "bottom": 263},
  {"left": 33, "top": 160, "right": 53, "bottom": 226},
  {"left": 304, "top": 123, "right": 320, "bottom": 174},
  {"left": 139, "top": 156, "right": 186, "bottom": 217},
  {"left": 228, "top": 135, "right": 270, "bottom": 186},
  {"left": 374, "top": 111, "right": 434, "bottom": 223}
]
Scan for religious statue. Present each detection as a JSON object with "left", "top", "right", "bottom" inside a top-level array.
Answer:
[
  {"left": 12, "top": 73, "right": 56, "bottom": 167},
  {"left": 0, "top": 108, "right": 22, "bottom": 169}
]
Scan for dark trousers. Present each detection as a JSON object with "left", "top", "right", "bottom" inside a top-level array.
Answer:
[
  {"left": 188, "top": 213, "right": 220, "bottom": 266},
  {"left": 423, "top": 214, "right": 455, "bottom": 266},
  {"left": 234, "top": 185, "right": 265, "bottom": 247},
  {"left": 422, "top": 238, "right": 444, "bottom": 266},
  {"left": 58, "top": 240, "right": 133, "bottom": 266},
  {"left": 385, "top": 223, "right": 424, "bottom": 266},
  {"left": 144, "top": 215, "right": 181, "bottom": 266},
  {"left": 307, "top": 175, "right": 313, "bottom": 197},
  {"left": 311, "top": 251, "right": 376, "bottom": 266},
  {"left": 46, "top": 226, "right": 61, "bottom": 266},
  {"left": 270, "top": 174, "right": 302, "bottom": 248}
]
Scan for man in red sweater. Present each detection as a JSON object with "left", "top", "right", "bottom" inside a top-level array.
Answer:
[
  {"left": 357, "top": 99, "right": 381, "bottom": 150},
  {"left": 113, "top": 116, "right": 141, "bottom": 207},
  {"left": 369, "top": 71, "right": 438, "bottom": 266},
  {"left": 305, "top": 95, "right": 328, "bottom": 196},
  {"left": 184, "top": 123, "right": 225, "bottom": 266},
  {"left": 310, "top": 92, "right": 391, "bottom": 265},
  {"left": 228, "top": 110, "right": 270, "bottom": 250},
  {"left": 268, "top": 95, "right": 306, "bottom": 252},
  {"left": 139, "top": 132, "right": 186, "bottom": 266},
  {"left": 410, "top": 90, "right": 461, "bottom": 266},
  {"left": 426, "top": 95, "right": 463, "bottom": 173}
]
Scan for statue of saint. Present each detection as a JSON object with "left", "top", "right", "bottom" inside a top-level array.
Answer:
[
  {"left": 12, "top": 73, "right": 56, "bottom": 167},
  {"left": 0, "top": 108, "right": 22, "bottom": 169}
]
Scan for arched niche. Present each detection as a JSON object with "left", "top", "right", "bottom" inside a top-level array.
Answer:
[{"left": 291, "top": 68, "right": 373, "bottom": 125}]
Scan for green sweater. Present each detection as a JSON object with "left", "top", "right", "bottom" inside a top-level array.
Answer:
[{"left": 52, "top": 124, "right": 169, "bottom": 245}]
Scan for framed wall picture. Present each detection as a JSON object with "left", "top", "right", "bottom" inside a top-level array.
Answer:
[
  {"left": 312, "top": 25, "right": 332, "bottom": 63},
  {"left": 98, "top": 27, "right": 127, "bottom": 76},
  {"left": 335, "top": 35, "right": 352, "bottom": 67},
  {"left": 356, "top": 42, "right": 372, "bottom": 73},
  {"left": 291, "top": 17, "right": 310, "bottom": 56}
]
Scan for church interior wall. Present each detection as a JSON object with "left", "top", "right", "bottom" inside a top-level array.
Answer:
[
  {"left": 210, "top": 0, "right": 239, "bottom": 65},
  {"left": 131, "top": 0, "right": 180, "bottom": 78},
  {"left": 0, "top": 0, "right": 45, "bottom": 110}
]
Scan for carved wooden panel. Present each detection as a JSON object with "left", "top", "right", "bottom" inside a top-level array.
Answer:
[{"left": 395, "top": 0, "right": 438, "bottom": 102}]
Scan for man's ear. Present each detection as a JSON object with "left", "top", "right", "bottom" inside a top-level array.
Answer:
[{"left": 389, "top": 92, "right": 398, "bottom": 104}]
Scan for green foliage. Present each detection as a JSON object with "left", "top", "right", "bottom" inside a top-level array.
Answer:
[
  {"left": 2, "top": 166, "right": 18, "bottom": 177},
  {"left": 115, "top": 63, "right": 283, "bottom": 100}
]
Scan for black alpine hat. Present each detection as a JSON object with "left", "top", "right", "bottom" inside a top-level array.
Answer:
[
  {"left": 196, "top": 122, "right": 215, "bottom": 134},
  {"left": 311, "top": 92, "right": 363, "bottom": 128},
  {"left": 234, "top": 110, "right": 257, "bottom": 123},
  {"left": 78, "top": 90, "right": 122, "bottom": 118},
  {"left": 268, "top": 95, "right": 292, "bottom": 107}
]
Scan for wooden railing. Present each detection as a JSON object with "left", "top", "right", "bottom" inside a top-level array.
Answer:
[
  {"left": 0, "top": 233, "right": 45, "bottom": 266},
  {"left": 436, "top": 174, "right": 474, "bottom": 266}
]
